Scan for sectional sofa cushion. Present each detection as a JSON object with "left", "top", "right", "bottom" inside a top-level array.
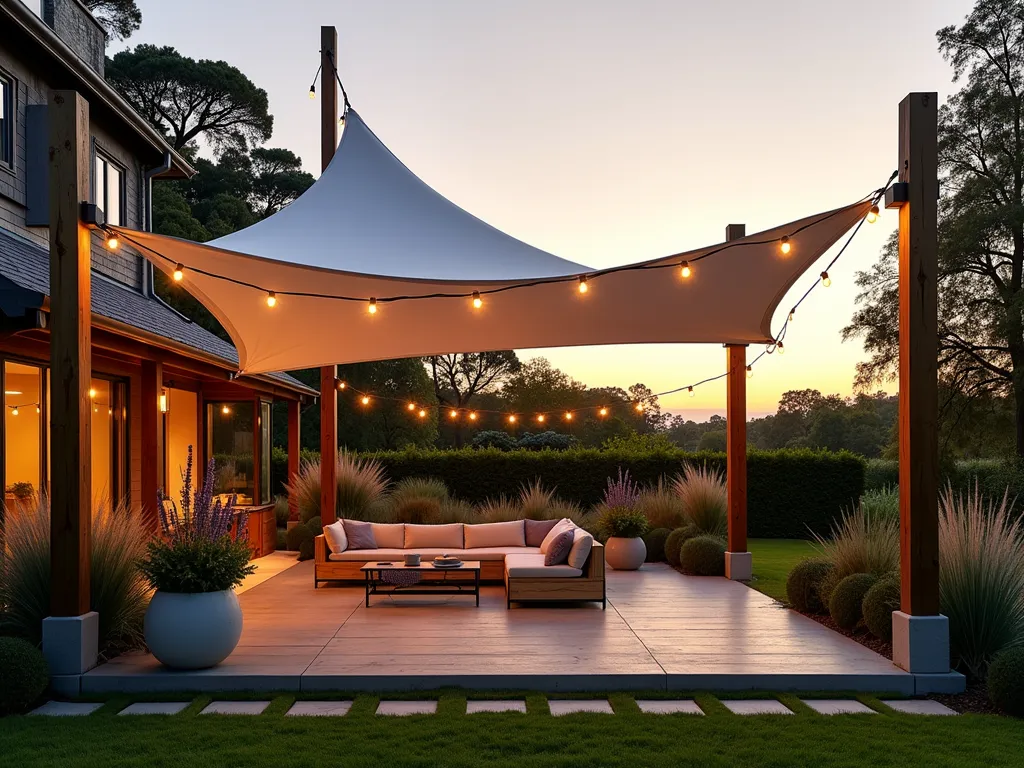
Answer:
[
  {"left": 544, "top": 530, "right": 574, "bottom": 566},
  {"left": 524, "top": 518, "right": 559, "bottom": 547},
  {"left": 329, "top": 546, "right": 542, "bottom": 562},
  {"left": 539, "top": 518, "right": 577, "bottom": 554},
  {"left": 464, "top": 520, "right": 525, "bottom": 549},
  {"left": 371, "top": 523, "right": 406, "bottom": 549},
  {"left": 343, "top": 519, "right": 377, "bottom": 550},
  {"left": 323, "top": 520, "right": 348, "bottom": 553},
  {"left": 504, "top": 553, "right": 583, "bottom": 578},
  {"left": 404, "top": 523, "right": 464, "bottom": 549},
  {"left": 567, "top": 529, "right": 594, "bottom": 570}
]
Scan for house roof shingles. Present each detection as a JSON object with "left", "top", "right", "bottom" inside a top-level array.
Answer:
[{"left": 0, "top": 229, "right": 315, "bottom": 396}]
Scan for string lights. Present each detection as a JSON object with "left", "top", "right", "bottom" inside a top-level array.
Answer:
[
  {"left": 577, "top": 275, "right": 589, "bottom": 294},
  {"left": 680, "top": 261, "right": 692, "bottom": 279},
  {"left": 472, "top": 291, "right": 483, "bottom": 309},
  {"left": 173, "top": 263, "right": 185, "bottom": 282},
  {"left": 106, "top": 235, "right": 119, "bottom": 251},
  {"left": 368, "top": 297, "right": 377, "bottom": 315},
  {"left": 779, "top": 236, "right": 791, "bottom": 256}
]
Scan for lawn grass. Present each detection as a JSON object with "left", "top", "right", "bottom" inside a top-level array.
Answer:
[
  {"left": 748, "top": 538, "right": 818, "bottom": 602},
  {"left": 0, "top": 691, "right": 1018, "bottom": 767}
]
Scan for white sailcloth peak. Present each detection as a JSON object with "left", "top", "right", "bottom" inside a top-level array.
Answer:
[{"left": 209, "top": 109, "right": 589, "bottom": 280}]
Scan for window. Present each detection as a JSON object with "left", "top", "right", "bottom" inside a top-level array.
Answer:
[
  {"left": 0, "top": 74, "right": 12, "bottom": 170},
  {"left": 207, "top": 401, "right": 256, "bottom": 505},
  {"left": 94, "top": 152, "right": 125, "bottom": 227}
]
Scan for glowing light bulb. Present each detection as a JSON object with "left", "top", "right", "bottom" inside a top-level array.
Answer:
[
  {"left": 680, "top": 261, "right": 692, "bottom": 279},
  {"left": 450, "top": 409, "right": 458, "bottom": 419},
  {"left": 361, "top": 395, "right": 371, "bottom": 406},
  {"left": 635, "top": 402, "right": 644, "bottom": 412},
  {"left": 469, "top": 411, "right": 478, "bottom": 421},
  {"left": 407, "top": 402, "right": 416, "bottom": 411},
  {"left": 688, "top": 386, "right": 694, "bottom": 397},
  {"left": 472, "top": 291, "right": 483, "bottom": 309},
  {"left": 89, "top": 388, "right": 97, "bottom": 399},
  {"left": 537, "top": 414, "right": 546, "bottom": 423},
  {"left": 788, "top": 309, "right": 795, "bottom": 323},
  {"left": 564, "top": 412, "right": 573, "bottom": 421},
  {"left": 108, "top": 407, "right": 113, "bottom": 415},
  {"left": 339, "top": 114, "right": 346, "bottom": 127},
  {"left": 222, "top": 405, "right": 231, "bottom": 415},
  {"left": 337, "top": 380, "right": 347, "bottom": 390},
  {"left": 578, "top": 276, "right": 589, "bottom": 294},
  {"left": 11, "top": 407, "right": 18, "bottom": 416},
  {"left": 780, "top": 236, "right": 791, "bottom": 255},
  {"left": 821, "top": 271, "right": 831, "bottom": 287},
  {"left": 105, "top": 235, "right": 119, "bottom": 250},
  {"left": 599, "top": 407, "right": 608, "bottom": 417},
  {"left": 777, "top": 341, "right": 785, "bottom": 355},
  {"left": 866, "top": 204, "right": 880, "bottom": 224},
  {"left": 266, "top": 291, "right": 277, "bottom": 308},
  {"left": 508, "top": 414, "right": 517, "bottom": 424},
  {"left": 35, "top": 405, "right": 40, "bottom": 414},
  {"left": 368, "top": 298, "right": 377, "bottom": 314},
  {"left": 419, "top": 409, "right": 427, "bottom": 418},
  {"left": 308, "top": 85, "right": 316, "bottom": 99},
  {"left": 746, "top": 366, "right": 753, "bottom": 379}
]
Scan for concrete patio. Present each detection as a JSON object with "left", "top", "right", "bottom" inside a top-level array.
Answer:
[{"left": 83, "top": 562, "right": 951, "bottom": 694}]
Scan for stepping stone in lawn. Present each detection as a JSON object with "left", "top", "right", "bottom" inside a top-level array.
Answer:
[
  {"left": 200, "top": 701, "right": 270, "bottom": 715},
  {"left": 802, "top": 699, "right": 875, "bottom": 715},
  {"left": 29, "top": 701, "right": 102, "bottom": 717},
  {"left": 286, "top": 701, "right": 352, "bottom": 717},
  {"left": 636, "top": 700, "right": 704, "bottom": 715},
  {"left": 119, "top": 702, "right": 190, "bottom": 716},
  {"left": 467, "top": 700, "right": 527, "bottom": 714},
  {"left": 376, "top": 701, "right": 437, "bottom": 716},
  {"left": 548, "top": 699, "right": 614, "bottom": 716},
  {"left": 883, "top": 700, "right": 958, "bottom": 716},
  {"left": 722, "top": 700, "right": 793, "bottom": 715}
]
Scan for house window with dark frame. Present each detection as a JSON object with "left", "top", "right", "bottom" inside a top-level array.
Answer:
[
  {"left": 0, "top": 74, "right": 13, "bottom": 170},
  {"left": 94, "top": 151, "right": 125, "bottom": 227}
]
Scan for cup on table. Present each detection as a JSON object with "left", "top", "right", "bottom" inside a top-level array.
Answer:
[{"left": 404, "top": 553, "right": 421, "bottom": 566}]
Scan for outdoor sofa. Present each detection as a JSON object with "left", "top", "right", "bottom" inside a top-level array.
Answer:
[{"left": 313, "top": 518, "right": 605, "bottom": 607}]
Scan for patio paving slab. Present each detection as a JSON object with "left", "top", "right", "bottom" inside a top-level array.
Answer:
[
  {"left": 722, "top": 699, "right": 794, "bottom": 715},
  {"left": 29, "top": 701, "right": 102, "bottom": 716},
  {"left": 636, "top": 700, "right": 703, "bottom": 715},
  {"left": 285, "top": 701, "right": 352, "bottom": 716},
  {"left": 883, "top": 699, "right": 958, "bottom": 715},
  {"left": 802, "top": 699, "right": 876, "bottom": 715},
  {"left": 466, "top": 700, "right": 527, "bottom": 713},
  {"left": 118, "top": 702, "right": 190, "bottom": 715},
  {"left": 376, "top": 701, "right": 437, "bottom": 716},
  {"left": 548, "top": 699, "right": 614, "bottom": 715},
  {"left": 200, "top": 701, "right": 270, "bottom": 715}
]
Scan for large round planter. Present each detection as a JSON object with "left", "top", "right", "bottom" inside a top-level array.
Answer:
[
  {"left": 145, "top": 589, "right": 243, "bottom": 670},
  {"left": 605, "top": 537, "right": 647, "bottom": 570}
]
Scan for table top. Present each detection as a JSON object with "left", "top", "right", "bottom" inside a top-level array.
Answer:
[{"left": 360, "top": 560, "right": 481, "bottom": 572}]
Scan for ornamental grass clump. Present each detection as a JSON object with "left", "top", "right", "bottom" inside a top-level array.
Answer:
[
  {"left": 673, "top": 463, "right": 727, "bottom": 536},
  {"left": 386, "top": 477, "right": 449, "bottom": 524},
  {"left": 139, "top": 447, "right": 255, "bottom": 594},
  {"left": 812, "top": 503, "right": 899, "bottom": 593},
  {"left": 518, "top": 478, "right": 558, "bottom": 519},
  {"left": 286, "top": 450, "right": 388, "bottom": 523},
  {"left": 635, "top": 478, "right": 686, "bottom": 530},
  {"left": 938, "top": 484, "right": 1024, "bottom": 679},
  {"left": 0, "top": 495, "right": 150, "bottom": 655}
]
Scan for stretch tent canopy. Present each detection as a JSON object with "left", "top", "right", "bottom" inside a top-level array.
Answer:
[{"left": 114, "top": 110, "right": 871, "bottom": 376}]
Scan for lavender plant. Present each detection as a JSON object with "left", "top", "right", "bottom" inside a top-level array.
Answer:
[
  {"left": 139, "top": 446, "right": 255, "bottom": 594},
  {"left": 602, "top": 468, "right": 641, "bottom": 510}
]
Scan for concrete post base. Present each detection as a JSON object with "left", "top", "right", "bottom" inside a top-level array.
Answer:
[
  {"left": 892, "top": 611, "right": 950, "bottom": 674},
  {"left": 42, "top": 612, "right": 99, "bottom": 676},
  {"left": 724, "top": 551, "right": 752, "bottom": 581}
]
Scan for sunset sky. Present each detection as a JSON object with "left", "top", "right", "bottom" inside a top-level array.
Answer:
[{"left": 117, "top": 0, "right": 973, "bottom": 419}]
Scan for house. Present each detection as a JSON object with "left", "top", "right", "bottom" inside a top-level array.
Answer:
[{"left": 0, "top": 0, "right": 316, "bottom": 543}]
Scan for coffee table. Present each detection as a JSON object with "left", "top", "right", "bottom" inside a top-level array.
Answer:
[{"left": 361, "top": 561, "right": 481, "bottom": 607}]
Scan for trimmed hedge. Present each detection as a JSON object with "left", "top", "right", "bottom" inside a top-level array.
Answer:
[
  {"left": 0, "top": 637, "right": 49, "bottom": 715},
  {"left": 786, "top": 558, "right": 834, "bottom": 614},
  {"left": 862, "top": 573, "right": 900, "bottom": 642},
  {"left": 679, "top": 535, "right": 726, "bottom": 576},
  {"left": 643, "top": 528, "right": 671, "bottom": 562},
  {"left": 829, "top": 573, "right": 878, "bottom": 631},
  {"left": 988, "top": 647, "right": 1024, "bottom": 717}
]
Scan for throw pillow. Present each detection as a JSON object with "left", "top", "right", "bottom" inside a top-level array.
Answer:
[
  {"left": 544, "top": 530, "right": 574, "bottom": 566},
  {"left": 567, "top": 529, "right": 594, "bottom": 569},
  {"left": 343, "top": 519, "right": 378, "bottom": 550},
  {"left": 323, "top": 520, "right": 348, "bottom": 553},
  {"left": 524, "top": 518, "right": 559, "bottom": 547},
  {"left": 539, "top": 518, "right": 576, "bottom": 554}
]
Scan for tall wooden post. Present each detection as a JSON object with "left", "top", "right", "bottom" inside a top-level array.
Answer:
[
  {"left": 44, "top": 90, "right": 98, "bottom": 682},
  {"left": 319, "top": 25, "right": 339, "bottom": 525},
  {"left": 724, "top": 224, "right": 751, "bottom": 580},
  {"left": 287, "top": 400, "right": 301, "bottom": 522},
  {"left": 140, "top": 359, "right": 164, "bottom": 527},
  {"left": 891, "top": 93, "right": 950, "bottom": 678}
]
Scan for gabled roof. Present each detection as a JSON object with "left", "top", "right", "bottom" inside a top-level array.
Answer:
[{"left": 0, "top": 229, "right": 315, "bottom": 396}]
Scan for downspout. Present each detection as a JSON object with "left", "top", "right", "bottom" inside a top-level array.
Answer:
[{"left": 143, "top": 152, "right": 172, "bottom": 298}]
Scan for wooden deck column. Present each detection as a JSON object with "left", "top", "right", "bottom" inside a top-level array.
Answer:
[
  {"left": 287, "top": 400, "right": 301, "bottom": 522},
  {"left": 891, "top": 93, "right": 950, "bottom": 676},
  {"left": 43, "top": 90, "right": 99, "bottom": 679},
  {"left": 318, "top": 25, "right": 339, "bottom": 525},
  {"left": 724, "top": 223, "right": 751, "bottom": 580}
]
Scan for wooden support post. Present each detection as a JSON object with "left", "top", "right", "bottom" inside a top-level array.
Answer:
[
  {"left": 724, "top": 224, "right": 750, "bottom": 580},
  {"left": 140, "top": 359, "right": 164, "bottom": 528},
  {"left": 48, "top": 90, "right": 92, "bottom": 618},
  {"left": 319, "top": 25, "right": 339, "bottom": 525},
  {"left": 892, "top": 93, "right": 951, "bottom": 679},
  {"left": 287, "top": 400, "right": 301, "bottom": 522}
]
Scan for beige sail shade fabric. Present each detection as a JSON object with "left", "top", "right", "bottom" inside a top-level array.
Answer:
[{"left": 113, "top": 110, "right": 871, "bottom": 375}]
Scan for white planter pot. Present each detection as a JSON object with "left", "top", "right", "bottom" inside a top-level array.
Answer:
[
  {"left": 605, "top": 537, "right": 647, "bottom": 570},
  {"left": 145, "top": 589, "right": 243, "bottom": 670}
]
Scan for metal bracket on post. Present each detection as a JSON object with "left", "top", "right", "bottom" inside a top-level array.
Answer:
[
  {"left": 884, "top": 182, "right": 909, "bottom": 209},
  {"left": 79, "top": 202, "right": 105, "bottom": 228}
]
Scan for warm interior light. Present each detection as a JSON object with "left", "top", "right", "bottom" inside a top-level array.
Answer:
[
  {"left": 578, "top": 275, "right": 588, "bottom": 294},
  {"left": 361, "top": 395, "right": 371, "bottom": 406},
  {"left": 472, "top": 291, "right": 483, "bottom": 309},
  {"left": 821, "top": 271, "right": 831, "bottom": 287},
  {"left": 468, "top": 411, "right": 478, "bottom": 421},
  {"left": 407, "top": 402, "right": 416, "bottom": 411},
  {"left": 688, "top": 386, "right": 694, "bottom": 397},
  {"left": 89, "top": 388, "right": 97, "bottom": 399},
  {"left": 309, "top": 85, "right": 316, "bottom": 99},
  {"left": 780, "top": 236, "right": 791, "bottom": 255},
  {"left": 266, "top": 291, "right": 277, "bottom": 308},
  {"left": 866, "top": 204, "right": 880, "bottom": 224},
  {"left": 4, "top": 390, "right": 21, "bottom": 395},
  {"left": 222, "top": 404, "right": 231, "bottom": 415},
  {"left": 11, "top": 407, "right": 18, "bottom": 416},
  {"left": 159, "top": 390, "right": 169, "bottom": 413},
  {"left": 599, "top": 407, "right": 608, "bottom": 417},
  {"left": 368, "top": 297, "right": 377, "bottom": 314},
  {"left": 746, "top": 366, "right": 753, "bottom": 379},
  {"left": 105, "top": 235, "right": 119, "bottom": 250},
  {"left": 173, "top": 264, "right": 184, "bottom": 282},
  {"left": 108, "top": 407, "right": 113, "bottom": 415},
  {"left": 680, "top": 261, "right": 692, "bottom": 279}
]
